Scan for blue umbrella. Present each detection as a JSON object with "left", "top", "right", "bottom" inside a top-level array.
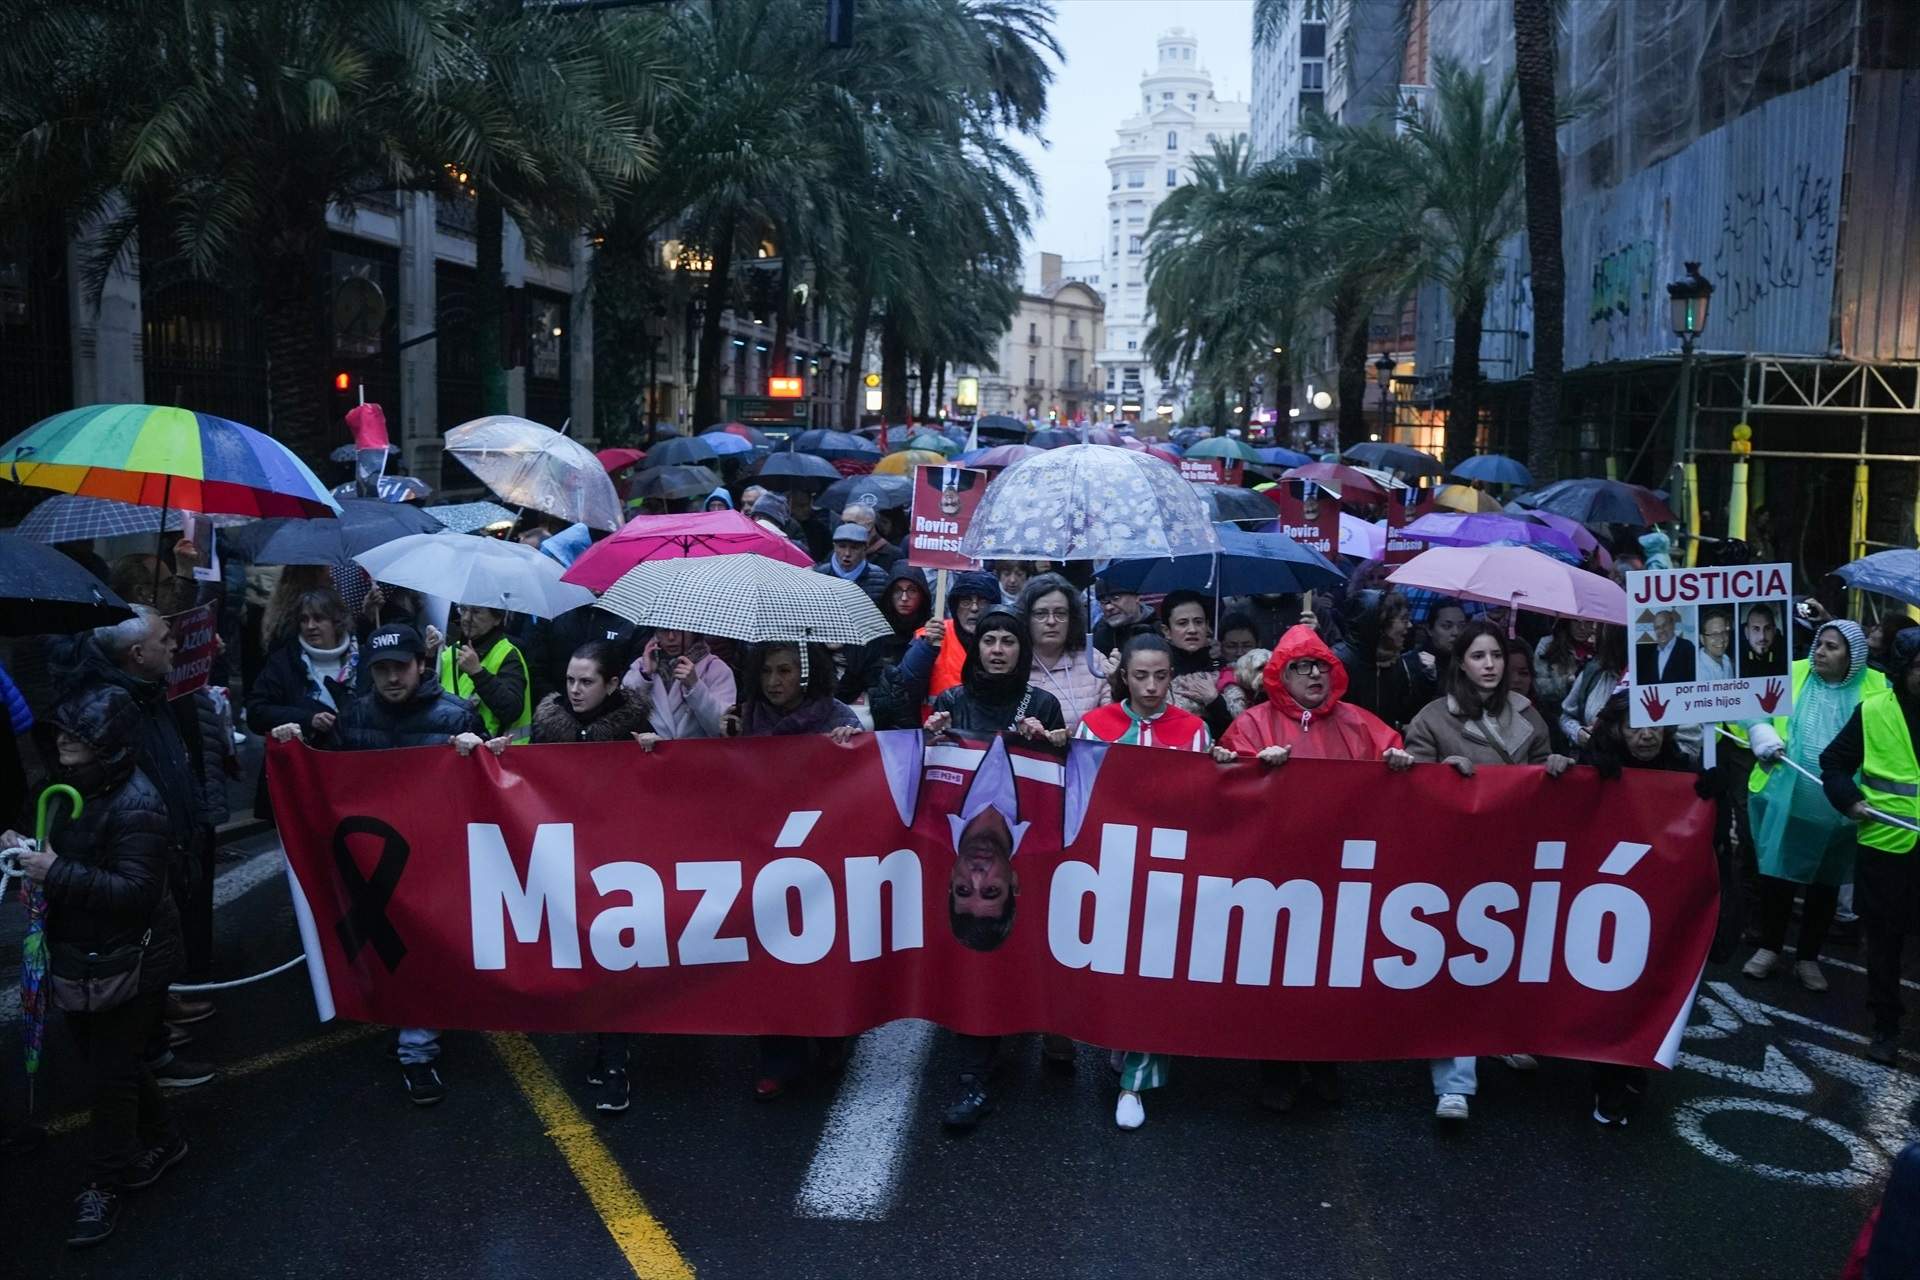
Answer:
[
  {"left": 1837, "top": 550, "right": 1920, "bottom": 608},
  {"left": 788, "top": 429, "right": 881, "bottom": 461},
  {"left": 642, "top": 436, "right": 720, "bottom": 469},
  {"left": 1098, "top": 522, "right": 1345, "bottom": 596},
  {"left": 1450, "top": 454, "right": 1534, "bottom": 487},
  {"left": 702, "top": 433, "right": 755, "bottom": 458},
  {"left": 1255, "top": 446, "right": 1313, "bottom": 468}
]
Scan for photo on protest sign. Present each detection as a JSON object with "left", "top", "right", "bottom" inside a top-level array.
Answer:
[
  {"left": 1382, "top": 484, "right": 1424, "bottom": 566},
  {"left": 1272, "top": 480, "right": 1339, "bottom": 556},
  {"left": 1626, "top": 563, "right": 1794, "bottom": 728},
  {"left": 907, "top": 464, "right": 988, "bottom": 571},
  {"left": 165, "top": 602, "right": 219, "bottom": 700}
]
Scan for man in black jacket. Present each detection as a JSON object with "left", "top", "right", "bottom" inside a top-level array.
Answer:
[{"left": 271, "top": 624, "right": 479, "bottom": 1102}]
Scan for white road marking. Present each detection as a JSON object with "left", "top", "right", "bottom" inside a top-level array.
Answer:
[
  {"left": 793, "top": 1019, "right": 936, "bottom": 1222},
  {"left": 1815, "top": 954, "right": 1920, "bottom": 992},
  {"left": 2, "top": 843, "right": 289, "bottom": 1021}
]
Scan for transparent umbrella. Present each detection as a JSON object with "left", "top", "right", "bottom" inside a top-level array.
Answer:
[
  {"left": 444, "top": 416, "right": 622, "bottom": 531},
  {"left": 961, "top": 444, "right": 1219, "bottom": 562}
]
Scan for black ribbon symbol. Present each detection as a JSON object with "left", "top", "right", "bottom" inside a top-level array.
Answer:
[{"left": 333, "top": 816, "right": 411, "bottom": 973}]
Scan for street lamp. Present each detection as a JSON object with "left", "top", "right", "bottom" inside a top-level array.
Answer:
[
  {"left": 1373, "top": 352, "right": 1395, "bottom": 441},
  {"left": 1667, "top": 261, "right": 1714, "bottom": 564}
]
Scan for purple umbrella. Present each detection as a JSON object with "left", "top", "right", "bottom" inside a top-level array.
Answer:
[{"left": 1400, "top": 512, "right": 1580, "bottom": 557}]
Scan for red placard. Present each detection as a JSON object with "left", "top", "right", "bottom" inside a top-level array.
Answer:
[
  {"left": 1178, "top": 456, "right": 1245, "bottom": 486},
  {"left": 165, "top": 602, "right": 218, "bottom": 700},
  {"left": 906, "top": 464, "right": 988, "bottom": 570},
  {"left": 1383, "top": 485, "right": 1425, "bottom": 566},
  {"left": 270, "top": 732, "right": 1715, "bottom": 1067},
  {"left": 1271, "top": 480, "right": 1341, "bottom": 556}
]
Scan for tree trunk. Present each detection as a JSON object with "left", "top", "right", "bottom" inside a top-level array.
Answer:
[
  {"left": 916, "top": 351, "right": 934, "bottom": 422},
  {"left": 259, "top": 229, "right": 328, "bottom": 463},
  {"left": 1447, "top": 292, "right": 1486, "bottom": 462},
  {"left": 934, "top": 361, "right": 947, "bottom": 417},
  {"left": 475, "top": 192, "right": 509, "bottom": 415},
  {"left": 880, "top": 308, "right": 909, "bottom": 423},
  {"left": 841, "top": 276, "right": 872, "bottom": 427},
  {"left": 770, "top": 253, "right": 793, "bottom": 373},
  {"left": 692, "top": 213, "right": 738, "bottom": 429},
  {"left": 1514, "top": 0, "right": 1565, "bottom": 484},
  {"left": 1337, "top": 313, "right": 1370, "bottom": 452}
]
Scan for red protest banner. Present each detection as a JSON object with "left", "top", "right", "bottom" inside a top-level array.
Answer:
[
  {"left": 1178, "top": 457, "right": 1227, "bottom": 484},
  {"left": 1271, "top": 480, "right": 1340, "bottom": 556},
  {"left": 165, "top": 603, "right": 218, "bottom": 700},
  {"left": 906, "top": 464, "right": 988, "bottom": 571},
  {"left": 1384, "top": 485, "right": 1425, "bottom": 566},
  {"left": 271, "top": 732, "right": 1715, "bottom": 1066}
]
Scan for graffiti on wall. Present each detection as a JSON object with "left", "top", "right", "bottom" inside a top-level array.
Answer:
[
  {"left": 1588, "top": 237, "right": 1657, "bottom": 349},
  {"left": 1711, "top": 164, "right": 1836, "bottom": 324}
]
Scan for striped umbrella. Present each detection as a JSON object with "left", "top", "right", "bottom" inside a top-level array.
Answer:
[
  {"left": 1, "top": 404, "right": 338, "bottom": 517},
  {"left": 13, "top": 494, "right": 253, "bottom": 543}
]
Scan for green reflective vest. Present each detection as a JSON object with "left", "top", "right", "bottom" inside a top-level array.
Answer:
[
  {"left": 1748, "top": 660, "right": 1813, "bottom": 795},
  {"left": 438, "top": 634, "right": 531, "bottom": 739},
  {"left": 1858, "top": 688, "right": 1920, "bottom": 854}
]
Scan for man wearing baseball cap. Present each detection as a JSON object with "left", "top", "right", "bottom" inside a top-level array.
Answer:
[
  {"left": 814, "top": 523, "right": 888, "bottom": 602},
  {"left": 269, "top": 623, "right": 479, "bottom": 1104}
]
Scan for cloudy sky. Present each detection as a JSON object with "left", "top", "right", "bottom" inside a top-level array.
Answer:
[{"left": 1013, "top": 0, "right": 1255, "bottom": 285}]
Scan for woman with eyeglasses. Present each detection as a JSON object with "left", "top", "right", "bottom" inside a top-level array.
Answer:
[{"left": 1019, "top": 573, "right": 1110, "bottom": 734}]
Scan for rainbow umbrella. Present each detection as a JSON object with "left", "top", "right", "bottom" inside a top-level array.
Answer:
[
  {"left": 2, "top": 404, "right": 339, "bottom": 518},
  {"left": 20, "top": 785, "right": 81, "bottom": 1113}
]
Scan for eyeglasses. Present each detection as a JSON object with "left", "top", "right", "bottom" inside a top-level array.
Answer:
[
  {"left": 1286, "top": 659, "right": 1330, "bottom": 677},
  {"left": 1701, "top": 627, "right": 1730, "bottom": 639},
  {"left": 1029, "top": 609, "right": 1070, "bottom": 622}
]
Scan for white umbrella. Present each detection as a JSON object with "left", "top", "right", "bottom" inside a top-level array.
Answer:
[
  {"left": 444, "top": 416, "right": 623, "bottom": 531},
  {"left": 960, "top": 443, "right": 1219, "bottom": 562},
  {"left": 597, "top": 553, "right": 891, "bottom": 646},
  {"left": 354, "top": 533, "right": 593, "bottom": 619}
]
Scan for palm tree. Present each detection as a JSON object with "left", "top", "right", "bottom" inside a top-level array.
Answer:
[{"left": 1513, "top": 0, "right": 1565, "bottom": 482}]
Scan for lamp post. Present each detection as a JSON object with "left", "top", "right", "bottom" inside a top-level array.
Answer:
[
  {"left": 1373, "top": 352, "right": 1394, "bottom": 443},
  {"left": 1666, "top": 261, "right": 1713, "bottom": 566}
]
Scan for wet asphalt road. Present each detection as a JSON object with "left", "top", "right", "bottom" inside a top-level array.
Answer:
[{"left": 0, "top": 835, "right": 1909, "bottom": 1280}]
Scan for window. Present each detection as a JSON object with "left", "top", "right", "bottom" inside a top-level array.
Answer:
[
  {"left": 1142, "top": 97, "right": 1150, "bottom": 112},
  {"left": 1124, "top": 366, "right": 1140, "bottom": 381},
  {"left": 1301, "top": 24, "right": 1326, "bottom": 57},
  {"left": 1166, "top": 130, "right": 1178, "bottom": 150},
  {"left": 1028, "top": 322, "right": 1037, "bottom": 341},
  {"left": 1112, "top": 236, "right": 1120, "bottom": 254},
  {"left": 1126, "top": 170, "right": 1145, "bottom": 188},
  {"left": 1161, "top": 92, "right": 1173, "bottom": 102},
  {"left": 1127, "top": 279, "right": 1142, "bottom": 289},
  {"left": 1068, "top": 318, "right": 1079, "bottom": 338},
  {"left": 1127, "top": 235, "right": 1142, "bottom": 254},
  {"left": 1166, "top": 168, "right": 1178, "bottom": 187},
  {"left": 1066, "top": 358, "right": 1079, "bottom": 385},
  {"left": 1126, "top": 340, "right": 1138, "bottom": 350},
  {"left": 1206, "top": 132, "right": 1216, "bottom": 143},
  {"left": 1027, "top": 355, "right": 1036, "bottom": 380},
  {"left": 1187, "top": 93, "right": 1198, "bottom": 108},
  {"left": 1301, "top": 61, "right": 1324, "bottom": 92},
  {"left": 1110, "top": 173, "right": 1118, "bottom": 190}
]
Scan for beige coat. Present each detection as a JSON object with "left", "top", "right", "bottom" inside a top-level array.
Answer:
[{"left": 1404, "top": 693, "right": 1555, "bottom": 767}]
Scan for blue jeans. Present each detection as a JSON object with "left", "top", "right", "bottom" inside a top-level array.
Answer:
[
  {"left": 1430, "top": 1056, "right": 1476, "bottom": 1095},
  {"left": 398, "top": 1028, "right": 440, "bottom": 1065}
]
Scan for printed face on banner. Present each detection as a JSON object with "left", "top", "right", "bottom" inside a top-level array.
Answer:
[
  {"left": 1272, "top": 480, "right": 1339, "bottom": 555},
  {"left": 1626, "top": 563, "right": 1794, "bottom": 728},
  {"left": 915, "top": 732, "right": 1063, "bottom": 952},
  {"left": 907, "top": 464, "right": 988, "bottom": 571}
]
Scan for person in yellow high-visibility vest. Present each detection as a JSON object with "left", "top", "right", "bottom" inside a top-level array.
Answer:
[
  {"left": 1821, "top": 626, "right": 1920, "bottom": 1065},
  {"left": 427, "top": 604, "right": 532, "bottom": 741}
]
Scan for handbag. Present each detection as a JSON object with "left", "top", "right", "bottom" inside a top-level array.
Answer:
[{"left": 49, "top": 930, "right": 150, "bottom": 1014}]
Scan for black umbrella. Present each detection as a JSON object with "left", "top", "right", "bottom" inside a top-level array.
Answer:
[
  {"left": 753, "top": 452, "right": 842, "bottom": 491},
  {"left": 1343, "top": 441, "right": 1446, "bottom": 478},
  {"left": 1192, "top": 483, "right": 1279, "bottom": 525},
  {"left": 789, "top": 429, "right": 882, "bottom": 461},
  {"left": 0, "top": 533, "right": 134, "bottom": 635},
  {"left": 220, "top": 497, "right": 443, "bottom": 566},
  {"left": 820, "top": 472, "right": 912, "bottom": 514},
  {"left": 1515, "top": 478, "right": 1676, "bottom": 526},
  {"left": 630, "top": 464, "right": 724, "bottom": 501},
  {"left": 975, "top": 414, "right": 1028, "bottom": 440},
  {"left": 642, "top": 436, "right": 720, "bottom": 469}
]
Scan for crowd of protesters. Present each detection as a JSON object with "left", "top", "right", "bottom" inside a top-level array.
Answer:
[{"left": 6, "top": 478, "right": 1920, "bottom": 1261}]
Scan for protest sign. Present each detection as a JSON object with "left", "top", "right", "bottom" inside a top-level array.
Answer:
[
  {"left": 1272, "top": 480, "right": 1340, "bottom": 556},
  {"left": 1179, "top": 457, "right": 1240, "bottom": 486},
  {"left": 165, "top": 602, "right": 218, "bottom": 700},
  {"left": 1626, "top": 563, "right": 1795, "bottom": 728},
  {"left": 1383, "top": 484, "right": 1425, "bottom": 566},
  {"left": 907, "top": 464, "right": 988, "bottom": 571},
  {"left": 271, "top": 731, "right": 1714, "bottom": 1067}
]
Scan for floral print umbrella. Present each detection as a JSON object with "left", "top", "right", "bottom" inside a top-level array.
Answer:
[{"left": 960, "top": 443, "right": 1220, "bottom": 562}]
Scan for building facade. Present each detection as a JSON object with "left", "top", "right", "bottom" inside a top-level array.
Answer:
[
  {"left": 959, "top": 252, "right": 1104, "bottom": 424},
  {"left": 1094, "top": 28, "right": 1249, "bottom": 422}
]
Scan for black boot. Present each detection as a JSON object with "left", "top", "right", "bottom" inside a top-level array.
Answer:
[{"left": 942, "top": 1075, "right": 993, "bottom": 1131}]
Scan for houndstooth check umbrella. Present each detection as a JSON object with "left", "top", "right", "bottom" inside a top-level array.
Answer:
[
  {"left": 596, "top": 553, "right": 891, "bottom": 646},
  {"left": 13, "top": 494, "right": 253, "bottom": 542}
]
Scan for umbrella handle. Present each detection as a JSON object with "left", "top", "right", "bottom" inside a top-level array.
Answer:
[{"left": 35, "top": 784, "right": 83, "bottom": 848}]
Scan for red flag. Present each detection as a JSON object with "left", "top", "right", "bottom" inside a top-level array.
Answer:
[{"left": 346, "top": 402, "right": 389, "bottom": 451}]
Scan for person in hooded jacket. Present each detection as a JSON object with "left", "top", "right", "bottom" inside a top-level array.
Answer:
[
  {"left": 3, "top": 683, "right": 187, "bottom": 1248},
  {"left": 838, "top": 564, "right": 932, "bottom": 707},
  {"left": 1332, "top": 590, "right": 1424, "bottom": 733},
  {"left": 868, "top": 570, "right": 1000, "bottom": 728},
  {"left": 704, "top": 486, "right": 735, "bottom": 512},
  {"left": 621, "top": 629, "right": 735, "bottom": 741},
  {"left": 925, "top": 608, "right": 1066, "bottom": 744}
]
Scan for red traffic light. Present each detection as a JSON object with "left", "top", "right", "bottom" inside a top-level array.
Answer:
[{"left": 333, "top": 372, "right": 352, "bottom": 391}]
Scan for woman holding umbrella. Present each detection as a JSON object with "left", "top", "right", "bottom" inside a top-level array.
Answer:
[
  {"left": 724, "top": 641, "right": 862, "bottom": 1100},
  {"left": 426, "top": 604, "right": 533, "bottom": 741}
]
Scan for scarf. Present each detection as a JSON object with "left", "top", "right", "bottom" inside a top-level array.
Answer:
[
  {"left": 741, "top": 694, "right": 843, "bottom": 737},
  {"left": 824, "top": 557, "right": 869, "bottom": 582},
  {"left": 300, "top": 633, "right": 354, "bottom": 709},
  {"left": 1170, "top": 643, "right": 1217, "bottom": 678}
]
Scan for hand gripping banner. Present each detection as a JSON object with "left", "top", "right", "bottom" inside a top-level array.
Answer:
[{"left": 269, "top": 731, "right": 1717, "bottom": 1067}]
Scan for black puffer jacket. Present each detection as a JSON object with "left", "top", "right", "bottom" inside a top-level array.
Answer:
[
  {"left": 42, "top": 687, "right": 184, "bottom": 993},
  {"left": 528, "top": 688, "right": 650, "bottom": 744},
  {"left": 328, "top": 675, "right": 481, "bottom": 751},
  {"left": 49, "top": 632, "right": 202, "bottom": 847}
]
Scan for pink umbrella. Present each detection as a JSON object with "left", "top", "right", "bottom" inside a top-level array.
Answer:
[
  {"left": 1387, "top": 545, "right": 1627, "bottom": 624},
  {"left": 1338, "top": 512, "right": 1385, "bottom": 560},
  {"left": 560, "top": 510, "right": 811, "bottom": 591}
]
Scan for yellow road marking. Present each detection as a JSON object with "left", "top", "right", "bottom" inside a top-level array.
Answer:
[
  {"left": 45, "top": 1024, "right": 381, "bottom": 1135},
  {"left": 489, "top": 1032, "right": 696, "bottom": 1280}
]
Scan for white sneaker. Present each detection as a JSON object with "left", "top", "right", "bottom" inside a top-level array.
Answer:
[
  {"left": 1795, "top": 960, "right": 1829, "bottom": 992},
  {"left": 1435, "top": 1092, "right": 1469, "bottom": 1122},
  {"left": 1115, "top": 1090, "right": 1145, "bottom": 1130},
  {"left": 1496, "top": 1054, "right": 1539, "bottom": 1071},
  {"left": 1742, "top": 948, "right": 1780, "bottom": 979}
]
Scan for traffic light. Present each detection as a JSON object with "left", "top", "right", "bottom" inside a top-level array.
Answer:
[{"left": 333, "top": 371, "right": 352, "bottom": 391}]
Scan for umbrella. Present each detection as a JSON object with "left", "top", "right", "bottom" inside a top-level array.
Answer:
[
  {"left": 1121, "top": 436, "right": 1181, "bottom": 456},
  {"left": 1451, "top": 453, "right": 1533, "bottom": 487},
  {"left": 904, "top": 431, "right": 960, "bottom": 456},
  {"left": 1515, "top": 510, "right": 1608, "bottom": 562},
  {"left": 1186, "top": 436, "right": 1263, "bottom": 463},
  {"left": 959, "top": 444, "right": 1045, "bottom": 470},
  {"left": 1339, "top": 513, "right": 1386, "bottom": 560},
  {"left": 0, "top": 533, "right": 134, "bottom": 635},
  {"left": 222, "top": 497, "right": 446, "bottom": 566},
  {"left": 19, "top": 783, "right": 80, "bottom": 1112},
  {"left": 703, "top": 422, "right": 771, "bottom": 447},
  {"left": 562, "top": 510, "right": 813, "bottom": 591},
  {"left": 1099, "top": 522, "right": 1344, "bottom": 597},
  {"left": 975, "top": 414, "right": 1028, "bottom": 438},
  {"left": 1, "top": 404, "right": 338, "bottom": 518},
  {"left": 628, "top": 464, "right": 723, "bottom": 502},
  {"left": 596, "top": 447, "right": 646, "bottom": 473},
  {"left": 1255, "top": 446, "right": 1314, "bottom": 468},
  {"left": 752, "top": 452, "right": 842, "bottom": 490},
  {"left": 702, "top": 433, "right": 755, "bottom": 458},
  {"left": 1080, "top": 427, "right": 1127, "bottom": 446},
  {"left": 12, "top": 494, "right": 252, "bottom": 543},
  {"left": 1193, "top": 482, "right": 1280, "bottom": 524},
  {"left": 1343, "top": 441, "right": 1445, "bottom": 478},
  {"left": 425, "top": 501, "right": 518, "bottom": 534},
  {"left": 1430, "top": 484, "right": 1505, "bottom": 514},
  {"left": 444, "top": 415, "right": 623, "bottom": 531},
  {"left": 820, "top": 472, "right": 912, "bottom": 513},
  {"left": 874, "top": 449, "right": 947, "bottom": 476},
  {"left": 329, "top": 442, "right": 399, "bottom": 464},
  {"left": 1387, "top": 546, "right": 1627, "bottom": 624},
  {"left": 1029, "top": 428, "right": 1079, "bottom": 448},
  {"left": 1281, "top": 462, "right": 1388, "bottom": 503},
  {"left": 789, "top": 429, "right": 881, "bottom": 461},
  {"left": 1170, "top": 427, "right": 1207, "bottom": 447},
  {"left": 1516, "top": 477, "right": 1675, "bottom": 526},
  {"left": 329, "top": 475, "right": 431, "bottom": 504},
  {"left": 642, "top": 436, "right": 721, "bottom": 468},
  {"left": 961, "top": 443, "right": 1220, "bottom": 562},
  {"left": 354, "top": 533, "right": 593, "bottom": 619},
  {"left": 1399, "top": 511, "right": 1581, "bottom": 557},
  {"left": 1836, "top": 549, "right": 1920, "bottom": 608},
  {"left": 598, "top": 553, "right": 892, "bottom": 646}
]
